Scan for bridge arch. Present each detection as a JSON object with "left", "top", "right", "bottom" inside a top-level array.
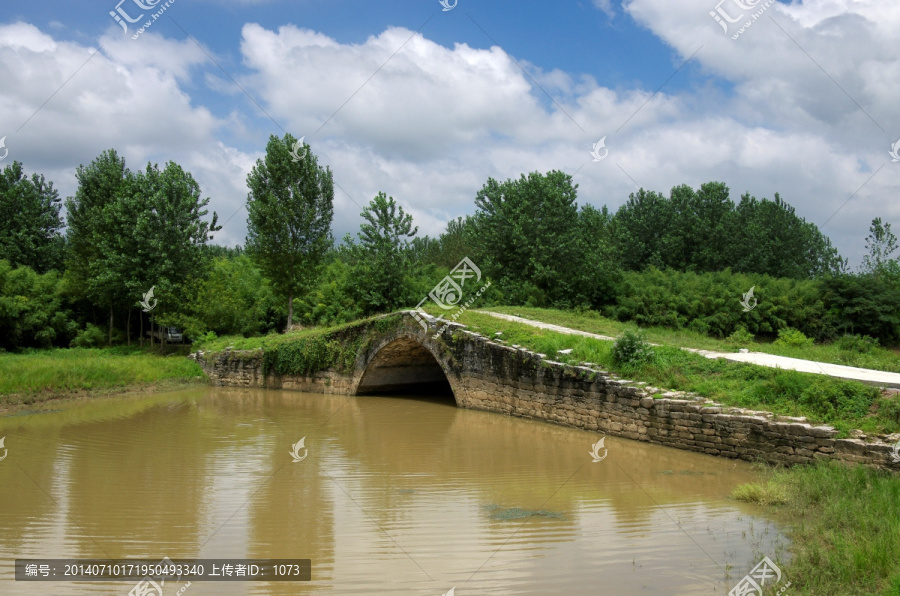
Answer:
[{"left": 349, "top": 329, "right": 463, "bottom": 405}]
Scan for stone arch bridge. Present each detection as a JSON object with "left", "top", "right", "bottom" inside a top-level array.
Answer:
[{"left": 195, "top": 311, "right": 898, "bottom": 471}]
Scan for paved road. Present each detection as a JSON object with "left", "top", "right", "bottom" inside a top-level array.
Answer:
[{"left": 476, "top": 311, "right": 900, "bottom": 389}]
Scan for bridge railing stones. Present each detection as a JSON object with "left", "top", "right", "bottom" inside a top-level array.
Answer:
[{"left": 191, "top": 312, "right": 900, "bottom": 472}]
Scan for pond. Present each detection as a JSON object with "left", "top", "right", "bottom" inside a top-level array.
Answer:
[{"left": 0, "top": 387, "right": 787, "bottom": 594}]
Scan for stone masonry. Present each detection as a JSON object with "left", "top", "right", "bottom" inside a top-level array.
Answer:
[{"left": 192, "top": 311, "right": 900, "bottom": 472}]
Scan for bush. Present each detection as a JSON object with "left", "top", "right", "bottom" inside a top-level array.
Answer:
[
  {"left": 69, "top": 324, "right": 108, "bottom": 348},
  {"left": 835, "top": 334, "right": 879, "bottom": 353},
  {"left": 610, "top": 267, "right": 826, "bottom": 340},
  {"left": 0, "top": 260, "right": 77, "bottom": 350},
  {"left": 726, "top": 325, "right": 755, "bottom": 347},
  {"left": 192, "top": 330, "right": 218, "bottom": 349},
  {"left": 799, "top": 378, "right": 879, "bottom": 422},
  {"left": 822, "top": 273, "right": 900, "bottom": 344},
  {"left": 774, "top": 327, "right": 813, "bottom": 348},
  {"left": 876, "top": 396, "right": 900, "bottom": 427},
  {"left": 612, "top": 328, "right": 654, "bottom": 366}
]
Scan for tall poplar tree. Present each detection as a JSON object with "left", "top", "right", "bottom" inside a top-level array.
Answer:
[{"left": 245, "top": 134, "right": 334, "bottom": 330}]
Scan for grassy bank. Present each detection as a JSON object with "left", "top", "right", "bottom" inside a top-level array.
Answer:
[
  {"left": 481, "top": 306, "right": 900, "bottom": 373},
  {"left": 438, "top": 310, "right": 899, "bottom": 437},
  {"left": 732, "top": 462, "right": 900, "bottom": 595},
  {"left": 0, "top": 347, "right": 206, "bottom": 408}
]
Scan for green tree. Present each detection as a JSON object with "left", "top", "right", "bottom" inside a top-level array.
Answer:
[
  {"left": 65, "top": 151, "right": 219, "bottom": 345},
  {"left": 576, "top": 203, "right": 621, "bottom": 308},
  {"left": 245, "top": 134, "right": 334, "bottom": 330},
  {"left": 861, "top": 217, "right": 898, "bottom": 275},
  {"left": 727, "top": 193, "right": 845, "bottom": 278},
  {"left": 128, "top": 161, "right": 220, "bottom": 342},
  {"left": 0, "top": 260, "right": 77, "bottom": 350},
  {"left": 179, "top": 254, "right": 281, "bottom": 338},
  {"left": 667, "top": 182, "right": 733, "bottom": 272},
  {"left": 435, "top": 216, "right": 475, "bottom": 268},
  {"left": 472, "top": 170, "right": 582, "bottom": 306},
  {"left": 64, "top": 149, "right": 132, "bottom": 344},
  {"left": 611, "top": 188, "right": 671, "bottom": 271},
  {"left": 344, "top": 191, "right": 418, "bottom": 314},
  {"left": 0, "top": 161, "right": 64, "bottom": 273}
]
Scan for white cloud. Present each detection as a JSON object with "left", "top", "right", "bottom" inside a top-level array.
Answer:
[
  {"left": 593, "top": 0, "right": 617, "bottom": 18},
  {"left": 2, "top": 5, "right": 899, "bottom": 265}
]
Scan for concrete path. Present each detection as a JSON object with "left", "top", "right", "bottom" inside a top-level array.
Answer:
[{"left": 475, "top": 311, "right": 900, "bottom": 389}]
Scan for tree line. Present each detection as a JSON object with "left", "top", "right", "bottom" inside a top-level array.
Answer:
[{"left": 1, "top": 133, "right": 898, "bottom": 351}]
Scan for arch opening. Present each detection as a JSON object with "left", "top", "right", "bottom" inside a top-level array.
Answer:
[{"left": 355, "top": 337, "right": 455, "bottom": 402}]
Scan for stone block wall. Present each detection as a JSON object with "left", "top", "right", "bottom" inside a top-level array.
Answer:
[
  {"left": 192, "top": 317, "right": 900, "bottom": 472},
  {"left": 194, "top": 348, "right": 354, "bottom": 395}
]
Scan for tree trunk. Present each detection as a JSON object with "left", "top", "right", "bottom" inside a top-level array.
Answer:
[
  {"left": 150, "top": 318, "right": 154, "bottom": 348},
  {"left": 127, "top": 309, "right": 132, "bottom": 346},
  {"left": 286, "top": 291, "right": 294, "bottom": 332},
  {"left": 108, "top": 304, "right": 114, "bottom": 346},
  {"left": 139, "top": 312, "right": 144, "bottom": 348}
]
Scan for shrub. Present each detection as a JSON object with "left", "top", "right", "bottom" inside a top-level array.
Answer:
[
  {"left": 726, "top": 325, "right": 755, "bottom": 347},
  {"left": 774, "top": 327, "right": 813, "bottom": 348},
  {"left": 0, "top": 260, "right": 77, "bottom": 350},
  {"left": 192, "top": 330, "right": 218, "bottom": 349},
  {"left": 612, "top": 328, "right": 654, "bottom": 366},
  {"left": 69, "top": 324, "right": 108, "bottom": 348},
  {"left": 835, "top": 334, "right": 879, "bottom": 353},
  {"left": 799, "top": 378, "right": 879, "bottom": 422},
  {"left": 876, "top": 396, "right": 900, "bottom": 427}
]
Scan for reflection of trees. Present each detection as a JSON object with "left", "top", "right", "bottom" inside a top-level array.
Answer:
[
  {"left": 0, "top": 385, "right": 773, "bottom": 594},
  {"left": 60, "top": 391, "right": 225, "bottom": 558},
  {"left": 0, "top": 429, "right": 65, "bottom": 555},
  {"left": 243, "top": 388, "right": 337, "bottom": 594},
  {"left": 0, "top": 391, "right": 207, "bottom": 556}
]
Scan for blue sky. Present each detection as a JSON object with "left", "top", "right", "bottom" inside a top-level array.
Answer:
[{"left": 0, "top": 1, "right": 897, "bottom": 266}]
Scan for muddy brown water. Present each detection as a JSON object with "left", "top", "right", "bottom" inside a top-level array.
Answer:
[{"left": 0, "top": 387, "right": 787, "bottom": 595}]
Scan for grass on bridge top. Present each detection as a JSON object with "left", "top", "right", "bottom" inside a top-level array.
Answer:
[
  {"left": 479, "top": 306, "right": 900, "bottom": 374},
  {"left": 434, "top": 309, "right": 899, "bottom": 438}
]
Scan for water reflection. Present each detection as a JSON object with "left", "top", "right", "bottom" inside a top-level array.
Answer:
[{"left": 0, "top": 388, "right": 787, "bottom": 595}]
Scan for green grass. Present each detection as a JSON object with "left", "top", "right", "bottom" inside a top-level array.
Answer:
[
  {"left": 732, "top": 462, "right": 900, "bottom": 595},
  {"left": 481, "top": 306, "right": 900, "bottom": 373},
  {"left": 437, "top": 310, "right": 899, "bottom": 436},
  {"left": 0, "top": 347, "right": 205, "bottom": 406},
  {"left": 197, "top": 313, "right": 405, "bottom": 377}
]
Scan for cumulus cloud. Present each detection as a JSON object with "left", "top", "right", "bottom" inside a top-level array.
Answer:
[{"left": 1, "top": 4, "right": 898, "bottom": 263}]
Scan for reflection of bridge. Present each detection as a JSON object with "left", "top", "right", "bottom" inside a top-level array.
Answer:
[{"left": 197, "top": 311, "right": 900, "bottom": 471}]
